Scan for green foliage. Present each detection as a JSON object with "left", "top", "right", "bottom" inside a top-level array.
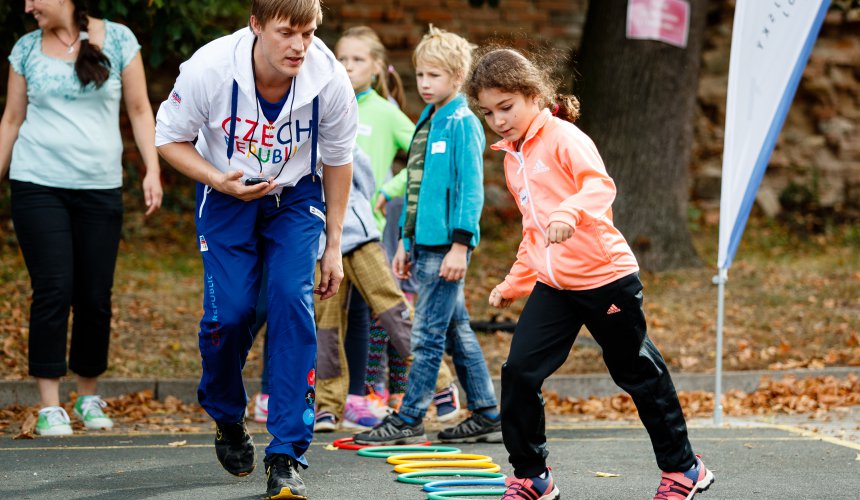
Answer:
[
  {"left": 0, "top": 0, "right": 250, "bottom": 70},
  {"left": 93, "top": 0, "right": 249, "bottom": 68}
]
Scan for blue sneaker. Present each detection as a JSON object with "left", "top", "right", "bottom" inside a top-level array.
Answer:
[{"left": 433, "top": 384, "right": 461, "bottom": 422}]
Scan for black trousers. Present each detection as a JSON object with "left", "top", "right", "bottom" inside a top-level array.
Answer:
[
  {"left": 11, "top": 181, "right": 123, "bottom": 378},
  {"left": 500, "top": 273, "right": 695, "bottom": 478}
]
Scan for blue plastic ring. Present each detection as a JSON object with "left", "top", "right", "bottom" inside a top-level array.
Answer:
[{"left": 423, "top": 478, "right": 507, "bottom": 492}]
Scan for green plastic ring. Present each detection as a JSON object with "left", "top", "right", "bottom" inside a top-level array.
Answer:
[
  {"left": 426, "top": 490, "right": 508, "bottom": 499},
  {"left": 357, "top": 445, "right": 461, "bottom": 458},
  {"left": 396, "top": 471, "right": 506, "bottom": 485}
]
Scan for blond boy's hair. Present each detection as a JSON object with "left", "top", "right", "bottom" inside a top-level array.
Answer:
[
  {"left": 412, "top": 25, "right": 473, "bottom": 80},
  {"left": 251, "top": 0, "right": 323, "bottom": 28}
]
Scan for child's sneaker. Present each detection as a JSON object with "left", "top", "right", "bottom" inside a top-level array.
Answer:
[
  {"left": 366, "top": 388, "right": 391, "bottom": 419},
  {"left": 353, "top": 412, "right": 427, "bottom": 445},
  {"left": 35, "top": 406, "right": 73, "bottom": 436},
  {"left": 388, "top": 392, "right": 404, "bottom": 412},
  {"left": 342, "top": 394, "right": 382, "bottom": 429},
  {"left": 433, "top": 384, "right": 461, "bottom": 422},
  {"left": 73, "top": 395, "right": 113, "bottom": 430},
  {"left": 313, "top": 411, "right": 338, "bottom": 432},
  {"left": 502, "top": 468, "right": 560, "bottom": 499},
  {"left": 253, "top": 393, "right": 269, "bottom": 423},
  {"left": 653, "top": 455, "right": 715, "bottom": 500},
  {"left": 437, "top": 411, "right": 502, "bottom": 443}
]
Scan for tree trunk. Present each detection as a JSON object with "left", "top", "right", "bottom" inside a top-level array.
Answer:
[{"left": 575, "top": 0, "right": 708, "bottom": 271}]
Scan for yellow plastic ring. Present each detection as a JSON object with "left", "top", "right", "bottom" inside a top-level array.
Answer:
[
  {"left": 393, "top": 461, "right": 502, "bottom": 474},
  {"left": 386, "top": 453, "right": 492, "bottom": 465}
]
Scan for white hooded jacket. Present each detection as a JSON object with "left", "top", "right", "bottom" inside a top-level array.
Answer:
[{"left": 155, "top": 28, "right": 357, "bottom": 194}]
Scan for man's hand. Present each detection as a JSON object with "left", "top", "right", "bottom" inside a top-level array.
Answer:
[
  {"left": 315, "top": 246, "right": 344, "bottom": 300},
  {"left": 439, "top": 243, "right": 468, "bottom": 282},
  {"left": 545, "top": 221, "right": 574, "bottom": 246},
  {"left": 392, "top": 240, "right": 411, "bottom": 280},
  {"left": 489, "top": 285, "right": 513, "bottom": 309},
  {"left": 209, "top": 170, "right": 278, "bottom": 201}
]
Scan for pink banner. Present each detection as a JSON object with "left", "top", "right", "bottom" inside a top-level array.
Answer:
[{"left": 626, "top": 0, "right": 690, "bottom": 48}]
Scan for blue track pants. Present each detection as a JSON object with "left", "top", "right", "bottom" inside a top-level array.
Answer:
[{"left": 194, "top": 174, "right": 324, "bottom": 464}]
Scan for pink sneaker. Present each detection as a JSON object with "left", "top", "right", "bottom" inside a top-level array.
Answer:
[
  {"left": 502, "top": 468, "right": 559, "bottom": 500},
  {"left": 366, "top": 388, "right": 391, "bottom": 419},
  {"left": 253, "top": 393, "right": 269, "bottom": 423},
  {"left": 342, "top": 395, "right": 381, "bottom": 429},
  {"left": 653, "top": 455, "right": 715, "bottom": 500}
]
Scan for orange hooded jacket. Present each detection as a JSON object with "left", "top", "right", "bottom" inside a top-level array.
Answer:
[{"left": 491, "top": 109, "right": 640, "bottom": 299}]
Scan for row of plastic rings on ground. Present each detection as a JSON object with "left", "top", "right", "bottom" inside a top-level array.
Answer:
[{"left": 333, "top": 437, "right": 506, "bottom": 499}]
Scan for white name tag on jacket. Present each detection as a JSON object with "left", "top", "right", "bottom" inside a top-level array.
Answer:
[{"left": 431, "top": 141, "right": 447, "bottom": 154}]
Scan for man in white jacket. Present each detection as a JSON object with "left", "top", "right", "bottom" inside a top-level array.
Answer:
[{"left": 155, "top": 1, "right": 356, "bottom": 498}]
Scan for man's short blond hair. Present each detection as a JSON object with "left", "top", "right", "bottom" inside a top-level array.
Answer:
[
  {"left": 412, "top": 25, "right": 473, "bottom": 80},
  {"left": 251, "top": 0, "right": 323, "bottom": 28}
]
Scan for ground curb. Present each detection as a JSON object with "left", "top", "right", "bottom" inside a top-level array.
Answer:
[{"left": 1, "top": 367, "right": 855, "bottom": 407}]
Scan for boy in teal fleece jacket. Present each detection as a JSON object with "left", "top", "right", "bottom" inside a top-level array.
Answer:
[{"left": 356, "top": 25, "right": 500, "bottom": 446}]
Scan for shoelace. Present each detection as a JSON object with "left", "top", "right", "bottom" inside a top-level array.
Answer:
[
  {"left": 501, "top": 481, "right": 535, "bottom": 499},
  {"left": 269, "top": 455, "right": 301, "bottom": 482},
  {"left": 451, "top": 414, "right": 486, "bottom": 435},
  {"left": 79, "top": 397, "right": 107, "bottom": 417},
  {"left": 654, "top": 476, "right": 690, "bottom": 500},
  {"left": 42, "top": 407, "right": 70, "bottom": 426},
  {"left": 370, "top": 415, "right": 411, "bottom": 437}
]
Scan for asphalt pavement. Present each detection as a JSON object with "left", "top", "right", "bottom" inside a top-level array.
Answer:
[{"left": 1, "top": 416, "right": 858, "bottom": 499}]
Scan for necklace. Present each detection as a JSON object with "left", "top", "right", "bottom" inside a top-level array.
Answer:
[{"left": 53, "top": 29, "right": 80, "bottom": 54}]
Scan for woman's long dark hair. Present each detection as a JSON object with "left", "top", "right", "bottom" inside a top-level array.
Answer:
[{"left": 73, "top": 0, "right": 110, "bottom": 88}]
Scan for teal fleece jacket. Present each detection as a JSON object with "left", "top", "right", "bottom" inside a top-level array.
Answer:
[{"left": 382, "top": 94, "right": 485, "bottom": 250}]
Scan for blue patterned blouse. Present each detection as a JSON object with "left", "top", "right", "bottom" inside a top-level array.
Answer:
[{"left": 8, "top": 21, "right": 141, "bottom": 189}]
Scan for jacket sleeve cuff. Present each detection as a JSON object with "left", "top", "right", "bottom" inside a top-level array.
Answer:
[
  {"left": 451, "top": 229, "right": 474, "bottom": 246},
  {"left": 548, "top": 209, "right": 580, "bottom": 230}
]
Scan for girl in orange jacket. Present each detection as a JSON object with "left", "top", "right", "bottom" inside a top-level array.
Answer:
[{"left": 465, "top": 48, "right": 715, "bottom": 500}]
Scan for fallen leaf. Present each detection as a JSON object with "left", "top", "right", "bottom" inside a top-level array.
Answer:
[
  {"left": 13, "top": 412, "right": 37, "bottom": 440},
  {"left": 167, "top": 440, "right": 187, "bottom": 447},
  {"left": 324, "top": 444, "right": 338, "bottom": 451},
  {"left": 592, "top": 471, "right": 621, "bottom": 478}
]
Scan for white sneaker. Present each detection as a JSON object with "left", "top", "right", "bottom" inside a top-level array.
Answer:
[
  {"left": 254, "top": 393, "right": 269, "bottom": 423},
  {"left": 73, "top": 395, "right": 113, "bottom": 430},
  {"left": 313, "top": 411, "right": 338, "bottom": 432},
  {"left": 35, "top": 406, "right": 73, "bottom": 436}
]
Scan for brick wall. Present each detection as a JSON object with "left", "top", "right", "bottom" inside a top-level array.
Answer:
[{"left": 316, "top": 0, "right": 588, "bottom": 117}]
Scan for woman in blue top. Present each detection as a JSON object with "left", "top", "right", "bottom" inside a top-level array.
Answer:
[{"left": 0, "top": 0, "right": 163, "bottom": 436}]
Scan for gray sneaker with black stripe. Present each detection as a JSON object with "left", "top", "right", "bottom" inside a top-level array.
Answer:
[
  {"left": 353, "top": 412, "right": 427, "bottom": 445},
  {"left": 438, "top": 411, "right": 503, "bottom": 443}
]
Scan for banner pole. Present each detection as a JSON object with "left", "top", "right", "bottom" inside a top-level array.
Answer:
[{"left": 712, "top": 268, "right": 728, "bottom": 425}]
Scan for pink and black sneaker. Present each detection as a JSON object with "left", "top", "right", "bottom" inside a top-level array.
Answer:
[
  {"left": 501, "top": 468, "right": 560, "bottom": 500},
  {"left": 653, "top": 455, "right": 715, "bottom": 500}
]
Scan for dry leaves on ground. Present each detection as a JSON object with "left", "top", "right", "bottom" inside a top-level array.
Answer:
[
  {"left": 0, "top": 390, "right": 209, "bottom": 437},
  {"left": 544, "top": 373, "right": 860, "bottom": 420}
]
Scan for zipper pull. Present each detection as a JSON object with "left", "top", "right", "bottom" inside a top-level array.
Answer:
[{"left": 275, "top": 193, "right": 280, "bottom": 208}]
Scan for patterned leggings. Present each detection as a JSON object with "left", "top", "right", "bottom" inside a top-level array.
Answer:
[{"left": 366, "top": 320, "right": 409, "bottom": 394}]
